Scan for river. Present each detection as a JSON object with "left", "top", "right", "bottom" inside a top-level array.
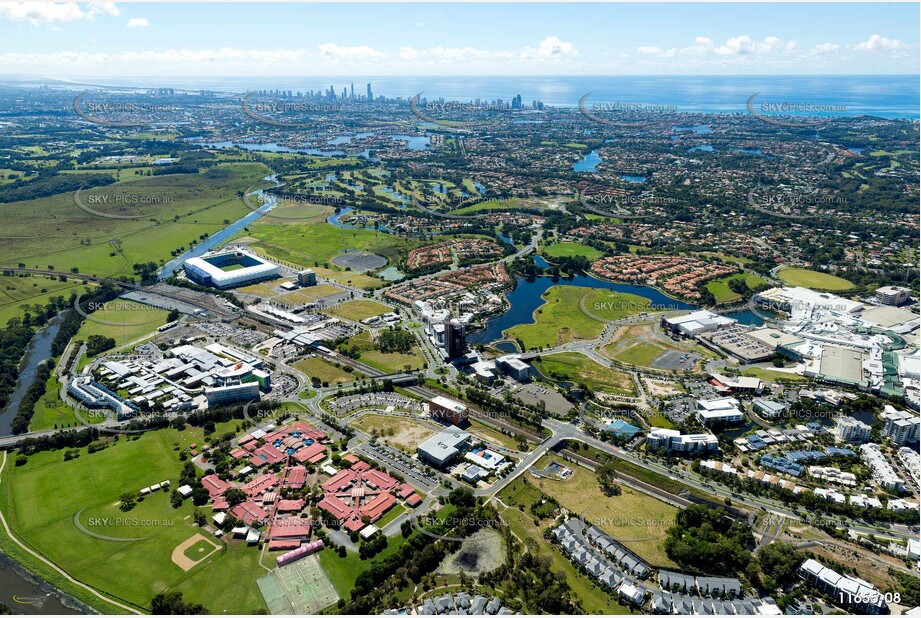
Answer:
[
  {"left": 0, "top": 319, "right": 60, "bottom": 437},
  {"left": 0, "top": 554, "right": 84, "bottom": 615}
]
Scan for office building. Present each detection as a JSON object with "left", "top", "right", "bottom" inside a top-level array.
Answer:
[
  {"left": 646, "top": 428, "right": 719, "bottom": 455},
  {"left": 429, "top": 396, "right": 468, "bottom": 426},
  {"left": 417, "top": 430, "right": 471, "bottom": 467},
  {"left": 876, "top": 286, "right": 912, "bottom": 306},
  {"left": 297, "top": 269, "right": 317, "bottom": 287},
  {"left": 695, "top": 397, "right": 745, "bottom": 426},
  {"left": 444, "top": 319, "right": 466, "bottom": 358},
  {"left": 205, "top": 382, "right": 260, "bottom": 408}
]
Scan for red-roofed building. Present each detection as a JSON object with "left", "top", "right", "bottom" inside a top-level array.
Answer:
[
  {"left": 344, "top": 517, "right": 366, "bottom": 533},
  {"left": 360, "top": 492, "right": 397, "bottom": 522},
  {"left": 230, "top": 447, "right": 248, "bottom": 459},
  {"left": 342, "top": 453, "right": 360, "bottom": 465},
  {"left": 351, "top": 460, "right": 371, "bottom": 473},
  {"left": 322, "top": 469, "right": 357, "bottom": 493},
  {"left": 242, "top": 473, "right": 279, "bottom": 497},
  {"left": 364, "top": 469, "right": 398, "bottom": 492},
  {"left": 268, "top": 539, "right": 301, "bottom": 551},
  {"left": 267, "top": 516, "right": 311, "bottom": 541},
  {"left": 405, "top": 493, "right": 422, "bottom": 507},
  {"left": 238, "top": 435, "right": 256, "bottom": 448},
  {"left": 318, "top": 495, "right": 351, "bottom": 522},
  {"left": 283, "top": 466, "right": 307, "bottom": 488},
  {"left": 293, "top": 441, "right": 326, "bottom": 464},
  {"left": 231, "top": 501, "right": 268, "bottom": 525},
  {"left": 277, "top": 499, "right": 305, "bottom": 513},
  {"left": 396, "top": 483, "right": 416, "bottom": 500},
  {"left": 201, "top": 474, "right": 230, "bottom": 499},
  {"left": 252, "top": 444, "right": 286, "bottom": 466},
  {"left": 212, "top": 497, "right": 230, "bottom": 511}
]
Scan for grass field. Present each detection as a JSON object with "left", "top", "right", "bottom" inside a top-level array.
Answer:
[
  {"left": 77, "top": 300, "right": 170, "bottom": 349},
  {"left": 292, "top": 356, "right": 361, "bottom": 385},
  {"left": 0, "top": 163, "right": 270, "bottom": 279},
  {"left": 0, "top": 429, "right": 268, "bottom": 613},
  {"left": 29, "top": 374, "right": 105, "bottom": 431},
  {"left": 740, "top": 367, "right": 810, "bottom": 383},
  {"left": 528, "top": 454, "right": 679, "bottom": 567},
  {"left": 611, "top": 341, "right": 668, "bottom": 367},
  {"left": 327, "top": 300, "right": 392, "bottom": 322},
  {"left": 533, "top": 352, "right": 635, "bottom": 395},
  {"left": 468, "top": 418, "right": 523, "bottom": 451},
  {"left": 0, "top": 275, "right": 92, "bottom": 326},
  {"left": 543, "top": 243, "right": 604, "bottom": 261},
  {"left": 350, "top": 413, "right": 436, "bottom": 453},
  {"left": 317, "top": 535, "right": 410, "bottom": 601},
  {"left": 705, "top": 272, "right": 769, "bottom": 304},
  {"left": 505, "top": 286, "right": 606, "bottom": 350},
  {"left": 776, "top": 267, "right": 854, "bottom": 291},
  {"left": 497, "top": 478, "right": 630, "bottom": 615},
  {"left": 275, "top": 284, "right": 341, "bottom": 304},
  {"left": 246, "top": 218, "right": 417, "bottom": 273},
  {"left": 581, "top": 289, "right": 658, "bottom": 321},
  {"left": 337, "top": 330, "right": 425, "bottom": 374}
]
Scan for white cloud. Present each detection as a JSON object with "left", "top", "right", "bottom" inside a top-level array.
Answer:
[
  {"left": 536, "top": 36, "right": 574, "bottom": 57},
  {"left": 811, "top": 43, "right": 840, "bottom": 54},
  {"left": 637, "top": 46, "right": 663, "bottom": 55},
  {"left": 0, "top": 2, "right": 120, "bottom": 25},
  {"left": 126, "top": 17, "right": 148, "bottom": 28},
  {"left": 854, "top": 34, "right": 909, "bottom": 52},
  {"left": 317, "top": 43, "right": 385, "bottom": 60}
]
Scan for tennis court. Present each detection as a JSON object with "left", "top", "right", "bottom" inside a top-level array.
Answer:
[{"left": 275, "top": 554, "right": 339, "bottom": 614}]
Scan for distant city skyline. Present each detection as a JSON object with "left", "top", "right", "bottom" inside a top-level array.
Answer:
[{"left": 0, "top": 2, "right": 918, "bottom": 77}]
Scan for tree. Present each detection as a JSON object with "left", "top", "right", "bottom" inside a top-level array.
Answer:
[
  {"left": 119, "top": 491, "right": 137, "bottom": 512},
  {"left": 757, "top": 542, "right": 802, "bottom": 591},
  {"left": 151, "top": 591, "right": 208, "bottom": 614}
]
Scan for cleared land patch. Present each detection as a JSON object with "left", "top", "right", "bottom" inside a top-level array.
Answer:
[
  {"left": 505, "top": 286, "right": 605, "bottom": 350},
  {"left": 533, "top": 352, "right": 635, "bottom": 395},
  {"left": 777, "top": 267, "right": 853, "bottom": 290}
]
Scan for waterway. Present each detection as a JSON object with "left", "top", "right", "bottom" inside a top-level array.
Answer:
[
  {"left": 0, "top": 554, "right": 83, "bottom": 615},
  {"left": 467, "top": 274, "right": 697, "bottom": 344},
  {"left": 0, "top": 319, "right": 61, "bottom": 436}
]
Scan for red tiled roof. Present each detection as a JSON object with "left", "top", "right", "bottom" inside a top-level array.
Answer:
[
  {"left": 321, "top": 469, "right": 357, "bottom": 493},
  {"left": 283, "top": 466, "right": 308, "bottom": 487},
  {"left": 351, "top": 461, "right": 371, "bottom": 473},
  {"left": 342, "top": 454, "right": 360, "bottom": 465},
  {"left": 231, "top": 501, "right": 268, "bottom": 525},
  {"left": 363, "top": 469, "right": 397, "bottom": 491},
  {"left": 267, "top": 516, "right": 311, "bottom": 540},
  {"left": 201, "top": 474, "right": 230, "bottom": 498},
  {"left": 318, "top": 495, "right": 350, "bottom": 521},
  {"left": 252, "top": 444, "right": 286, "bottom": 466},
  {"left": 242, "top": 473, "right": 279, "bottom": 497},
  {"left": 344, "top": 517, "right": 366, "bottom": 533},
  {"left": 406, "top": 493, "right": 422, "bottom": 507},
  {"left": 230, "top": 447, "right": 248, "bottom": 459},
  {"left": 212, "top": 497, "right": 230, "bottom": 511},
  {"left": 277, "top": 499, "right": 305, "bottom": 513},
  {"left": 293, "top": 441, "right": 326, "bottom": 464},
  {"left": 396, "top": 483, "right": 415, "bottom": 499},
  {"left": 360, "top": 492, "right": 396, "bottom": 522}
]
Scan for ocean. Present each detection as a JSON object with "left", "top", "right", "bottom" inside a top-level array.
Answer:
[{"left": 60, "top": 75, "right": 920, "bottom": 119}]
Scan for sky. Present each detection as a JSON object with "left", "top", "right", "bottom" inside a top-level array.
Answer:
[{"left": 0, "top": 2, "right": 918, "bottom": 77}]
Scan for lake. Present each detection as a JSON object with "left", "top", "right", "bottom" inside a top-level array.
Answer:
[
  {"left": 467, "top": 274, "right": 697, "bottom": 344},
  {"left": 573, "top": 150, "right": 602, "bottom": 173}
]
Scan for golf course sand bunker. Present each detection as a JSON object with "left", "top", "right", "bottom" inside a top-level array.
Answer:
[
  {"left": 436, "top": 528, "right": 505, "bottom": 576},
  {"left": 331, "top": 251, "right": 387, "bottom": 272}
]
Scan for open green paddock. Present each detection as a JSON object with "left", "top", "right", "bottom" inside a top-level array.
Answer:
[
  {"left": 0, "top": 163, "right": 270, "bottom": 279},
  {"left": 0, "top": 427, "right": 268, "bottom": 614}
]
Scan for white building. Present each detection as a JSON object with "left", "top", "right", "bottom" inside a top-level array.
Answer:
[
  {"left": 695, "top": 397, "right": 745, "bottom": 426},
  {"left": 661, "top": 310, "right": 736, "bottom": 337},
  {"left": 876, "top": 285, "right": 912, "bottom": 306},
  {"left": 859, "top": 443, "right": 904, "bottom": 491},
  {"left": 183, "top": 249, "right": 280, "bottom": 289},
  {"left": 835, "top": 416, "right": 872, "bottom": 443},
  {"left": 205, "top": 382, "right": 260, "bottom": 408},
  {"left": 880, "top": 405, "right": 920, "bottom": 445},
  {"left": 646, "top": 428, "right": 719, "bottom": 454}
]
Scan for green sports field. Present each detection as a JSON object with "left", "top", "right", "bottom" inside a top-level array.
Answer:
[
  {"left": 542, "top": 242, "right": 604, "bottom": 261},
  {"left": 0, "top": 429, "right": 268, "bottom": 614},
  {"left": 776, "top": 267, "right": 854, "bottom": 291},
  {"left": 326, "top": 300, "right": 392, "bottom": 322}
]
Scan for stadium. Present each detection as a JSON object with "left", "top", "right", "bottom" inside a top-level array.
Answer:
[{"left": 183, "top": 250, "right": 280, "bottom": 289}]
